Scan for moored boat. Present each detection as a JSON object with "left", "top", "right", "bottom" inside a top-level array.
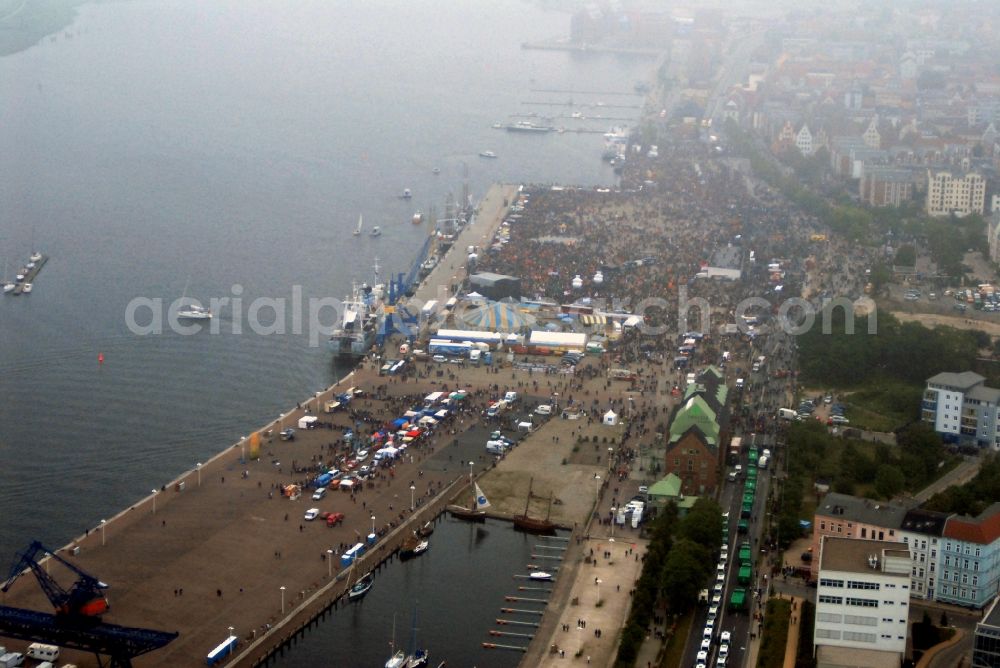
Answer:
[
  {"left": 347, "top": 571, "right": 374, "bottom": 601},
  {"left": 529, "top": 571, "right": 553, "bottom": 581},
  {"left": 447, "top": 482, "right": 490, "bottom": 522},
  {"left": 478, "top": 150, "right": 498, "bottom": 159},
  {"left": 370, "top": 226, "right": 382, "bottom": 237},
  {"left": 512, "top": 478, "right": 557, "bottom": 535},
  {"left": 506, "top": 120, "right": 553, "bottom": 133}
]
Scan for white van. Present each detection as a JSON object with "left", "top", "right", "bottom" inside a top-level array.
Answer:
[
  {"left": 535, "top": 404, "right": 552, "bottom": 415},
  {"left": 27, "top": 645, "right": 60, "bottom": 663},
  {"left": 777, "top": 408, "right": 797, "bottom": 420},
  {"left": 0, "top": 653, "right": 24, "bottom": 667}
]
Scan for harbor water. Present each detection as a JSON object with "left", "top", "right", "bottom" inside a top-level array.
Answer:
[
  {"left": 268, "top": 518, "right": 563, "bottom": 668},
  {"left": 0, "top": 0, "right": 649, "bottom": 656}
]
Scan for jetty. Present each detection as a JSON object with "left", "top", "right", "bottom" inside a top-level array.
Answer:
[{"left": 11, "top": 254, "right": 47, "bottom": 295}]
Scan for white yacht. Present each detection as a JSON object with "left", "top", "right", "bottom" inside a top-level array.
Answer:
[
  {"left": 479, "top": 150, "right": 498, "bottom": 159},
  {"left": 177, "top": 304, "right": 211, "bottom": 319},
  {"left": 21, "top": 283, "right": 32, "bottom": 294},
  {"left": 370, "top": 226, "right": 381, "bottom": 237}
]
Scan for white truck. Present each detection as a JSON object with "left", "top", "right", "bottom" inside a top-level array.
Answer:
[
  {"left": 758, "top": 455, "right": 769, "bottom": 469},
  {"left": 777, "top": 408, "right": 797, "bottom": 420}
]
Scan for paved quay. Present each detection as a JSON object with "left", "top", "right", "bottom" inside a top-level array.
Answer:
[{"left": 0, "top": 185, "right": 521, "bottom": 667}]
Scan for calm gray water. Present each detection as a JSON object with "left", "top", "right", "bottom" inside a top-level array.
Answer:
[
  {"left": 0, "top": 2, "right": 645, "bottom": 656},
  {"left": 269, "top": 518, "right": 563, "bottom": 668}
]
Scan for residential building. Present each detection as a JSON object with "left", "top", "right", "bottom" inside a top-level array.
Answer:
[
  {"left": 860, "top": 168, "right": 915, "bottom": 207},
  {"left": 796, "top": 124, "right": 814, "bottom": 156},
  {"left": 811, "top": 494, "right": 954, "bottom": 602},
  {"left": 863, "top": 116, "right": 882, "bottom": 149},
  {"left": 899, "top": 509, "right": 949, "bottom": 600},
  {"left": 813, "top": 537, "right": 911, "bottom": 667},
  {"left": 973, "top": 596, "right": 1000, "bottom": 668},
  {"left": 922, "top": 371, "right": 1000, "bottom": 448},
  {"left": 810, "top": 493, "right": 910, "bottom": 579},
  {"left": 926, "top": 169, "right": 987, "bottom": 217},
  {"left": 937, "top": 504, "right": 1000, "bottom": 608},
  {"left": 989, "top": 211, "right": 1000, "bottom": 263}
]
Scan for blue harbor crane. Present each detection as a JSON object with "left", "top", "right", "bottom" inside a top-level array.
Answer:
[{"left": 1, "top": 541, "right": 177, "bottom": 667}]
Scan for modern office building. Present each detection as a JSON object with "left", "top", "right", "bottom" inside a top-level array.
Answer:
[{"left": 814, "top": 537, "right": 911, "bottom": 667}]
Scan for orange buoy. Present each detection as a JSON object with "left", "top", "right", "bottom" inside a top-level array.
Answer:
[{"left": 98, "top": 352, "right": 104, "bottom": 364}]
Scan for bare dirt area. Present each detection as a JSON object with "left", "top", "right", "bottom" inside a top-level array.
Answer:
[
  {"left": 891, "top": 310, "right": 1000, "bottom": 337},
  {"left": 478, "top": 416, "right": 607, "bottom": 528}
]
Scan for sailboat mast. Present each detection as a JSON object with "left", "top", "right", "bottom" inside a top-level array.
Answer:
[{"left": 523, "top": 477, "right": 533, "bottom": 517}]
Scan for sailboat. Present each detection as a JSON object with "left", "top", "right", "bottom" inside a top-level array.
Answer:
[
  {"left": 385, "top": 606, "right": 428, "bottom": 668},
  {"left": 2, "top": 261, "right": 15, "bottom": 294},
  {"left": 348, "top": 570, "right": 374, "bottom": 601},
  {"left": 447, "top": 481, "right": 490, "bottom": 522},
  {"left": 512, "top": 477, "right": 557, "bottom": 535},
  {"left": 176, "top": 279, "right": 212, "bottom": 320},
  {"left": 353, "top": 214, "right": 364, "bottom": 236}
]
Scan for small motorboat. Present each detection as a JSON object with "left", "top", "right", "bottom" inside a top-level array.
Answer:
[
  {"left": 29, "top": 252, "right": 42, "bottom": 263},
  {"left": 21, "top": 283, "right": 32, "bottom": 294},
  {"left": 491, "top": 122, "right": 502, "bottom": 129},
  {"left": 177, "top": 303, "right": 211, "bottom": 319},
  {"left": 412, "top": 212, "right": 423, "bottom": 225},
  {"left": 400, "top": 189, "right": 412, "bottom": 199},
  {"left": 529, "top": 571, "right": 553, "bottom": 581},
  {"left": 479, "top": 150, "right": 497, "bottom": 159},
  {"left": 432, "top": 167, "right": 440, "bottom": 174},
  {"left": 370, "top": 226, "right": 381, "bottom": 237}
]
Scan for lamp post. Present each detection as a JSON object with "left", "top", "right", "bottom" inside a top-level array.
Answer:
[
  {"left": 371, "top": 515, "right": 376, "bottom": 535},
  {"left": 151, "top": 489, "right": 157, "bottom": 514},
  {"left": 280, "top": 586, "right": 286, "bottom": 614},
  {"left": 196, "top": 462, "right": 202, "bottom": 487},
  {"left": 327, "top": 549, "right": 333, "bottom": 578},
  {"left": 608, "top": 447, "right": 614, "bottom": 473},
  {"left": 610, "top": 506, "right": 617, "bottom": 539},
  {"left": 410, "top": 484, "right": 416, "bottom": 511},
  {"left": 596, "top": 578, "right": 602, "bottom": 603},
  {"left": 469, "top": 461, "right": 475, "bottom": 480},
  {"left": 100, "top": 519, "right": 106, "bottom": 546},
  {"left": 228, "top": 626, "right": 235, "bottom": 652},
  {"left": 240, "top": 436, "right": 246, "bottom": 462}
]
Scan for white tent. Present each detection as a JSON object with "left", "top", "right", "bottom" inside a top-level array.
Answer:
[
  {"left": 603, "top": 410, "right": 618, "bottom": 426},
  {"left": 298, "top": 415, "right": 318, "bottom": 429}
]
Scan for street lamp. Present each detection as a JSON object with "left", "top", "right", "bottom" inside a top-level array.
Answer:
[
  {"left": 371, "top": 515, "right": 376, "bottom": 535},
  {"left": 196, "top": 462, "right": 202, "bottom": 487},
  {"left": 327, "top": 549, "right": 333, "bottom": 578},
  {"left": 100, "top": 519, "right": 106, "bottom": 546},
  {"left": 469, "top": 461, "right": 475, "bottom": 480},
  {"left": 596, "top": 578, "right": 602, "bottom": 603},
  {"left": 240, "top": 436, "right": 246, "bottom": 462},
  {"left": 227, "top": 626, "right": 235, "bottom": 652},
  {"left": 280, "top": 586, "right": 286, "bottom": 614},
  {"left": 608, "top": 447, "right": 614, "bottom": 472},
  {"left": 152, "top": 489, "right": 157, "bottom": 514},
  {"left": 410, "top": 484, "right": 416, "bottom": 511}
]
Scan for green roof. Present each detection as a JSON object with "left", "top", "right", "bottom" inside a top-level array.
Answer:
[
  {"left": 669, "top": 395, "right": 720, "bottom": 445},
  {"left": 649, "top": 473, "right": 683, "bottom": 497}
]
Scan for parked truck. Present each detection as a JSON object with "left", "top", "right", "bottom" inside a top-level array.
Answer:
[
  {"left": 758, "top": 455, "right": 769, "bottom": 469},
  {"left": 729, "top": 588, "right": 747, "bottom": 611}
]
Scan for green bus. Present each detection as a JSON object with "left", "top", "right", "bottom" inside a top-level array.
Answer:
[{"left": 729, "top": 588, "right": 747, "bottom": 611}]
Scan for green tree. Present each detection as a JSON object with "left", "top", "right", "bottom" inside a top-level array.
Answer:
[
  {"left": 661, "top": 538, "right": 710, "bottom": 613},
  {"left": 875, "top": 464, "right": 905, "bottom": 498}
]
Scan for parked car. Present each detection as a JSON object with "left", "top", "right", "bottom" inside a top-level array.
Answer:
[{"left": 304, "top": 508, "right": 320, "bottom": 521}]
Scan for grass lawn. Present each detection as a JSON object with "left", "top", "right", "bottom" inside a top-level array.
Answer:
[
  {"left": 659, "top": 610, "right": 694, "bottom": 668},
  {"left": 756, "top": 598, "right": 792, "bottom": 668}
]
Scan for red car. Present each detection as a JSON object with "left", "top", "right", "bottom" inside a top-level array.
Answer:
[{"left": 322, "top": 512, "right": 345, "bottom": 527}]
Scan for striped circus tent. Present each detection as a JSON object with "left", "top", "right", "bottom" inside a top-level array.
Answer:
[
  {"left": 579, "top": 314, "right": 607, "bottom": 326},
  {"left": 458, "top": 300, "right": 536, "bottom": 332}
]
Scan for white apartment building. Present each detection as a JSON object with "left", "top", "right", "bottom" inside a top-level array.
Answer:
[
  {"left": 926, "top": 169, "right": 987, "bottom": 217},
  {"left": 923, "top": 371, "right": 1000, "bottom": 448},
  {"left": 814, "top": 537, "right": 911, "bottom": 668}
]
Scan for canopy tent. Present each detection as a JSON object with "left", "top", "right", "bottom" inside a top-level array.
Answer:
[
  {"left": 392, "top": 418, "right": 408, "bottom": 429},
  {"left": 603, "top": 410, "right": 618, "bottom": 426},
  {"left": 458, "top": 300, "right": 536, "bottom": 332},
  {"left": 418, "top": 416, "right": 438, "bottom": 426}
]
